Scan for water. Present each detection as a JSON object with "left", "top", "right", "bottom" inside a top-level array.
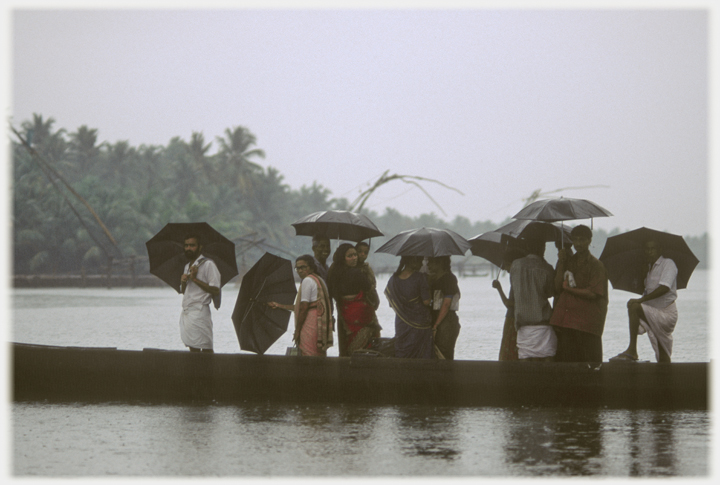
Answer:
[{"left": 9, "top": 270, "right": 712, "bottom": 476}]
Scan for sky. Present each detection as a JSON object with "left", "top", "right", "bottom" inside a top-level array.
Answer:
[{"left": 4, "top": 1, "right": 716, "bottom": 237}]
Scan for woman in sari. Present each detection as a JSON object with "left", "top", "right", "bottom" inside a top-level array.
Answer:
[
  {"left": 327, "top": 243, "right": 381, "bottom": 356},
  {"left": 268, "top": 255, "right": 333, "bottom": 356},
  {"left": 385, "top": 256, "right": 433, "bottom": 359},
  {"left": 427, "top": 256, "right": 461, "bottom": 360}
]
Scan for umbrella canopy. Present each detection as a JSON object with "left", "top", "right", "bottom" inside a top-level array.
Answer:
[
  {"left": 512, "top": 198, "right": 613, "bottom": 223},
  {"left": 599, "top": 227, "right": 699, "bottom": 295},
  {"left": 231, "top": 252, "right": 298, "bottom": 354},
  {"left": 291, "top": 210, "right": 383, "bottom": 242},
  {"left": 375, "top": 227, "right": 471, "bottom": 257},
  {"left": 145, "top": 222, "right": 238, "bottom": 292},
  {"left": 469, "top": 220, "right": 570, "bottom": 268}
]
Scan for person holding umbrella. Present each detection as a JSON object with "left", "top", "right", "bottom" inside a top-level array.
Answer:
[
  {"left": 549, "top": 225, "right": 609, "bottom": 363},
  {"left": 268, "top": 255, "right": 334, "bottom": 357},
  {"left": 385, "top": 256, "right": 433, "bottom": 359},
  {"left": 327, "top": 243, "right": 381, "bottom": 356},
  {"left": 610, "top": 239, "right": 679, "bottom": 363},
  {"left": 180, "top": 234, "right": 221, "bottom": 353},
  {"left": 427, "top": 256, "right": 461, "bottom": 360}
]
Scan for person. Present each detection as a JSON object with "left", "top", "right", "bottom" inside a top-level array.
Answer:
[
  {"left": 384, "top": 256, "right": 433, "bottom": 359},
  {"left": 610, "top": 239, "right": 679, "bottom": 363},
  {"left": 311, "top": 235, "right": 331, "bottom": 282},
  {"left": 179, "top": 234, "right": 221, "bottom": 353},
  {"left": 355, "top": 241, "right": 380, "bottom": 309},
  {"left": 550, "top": 225, "right": 609, "bottom": 363},
  {"left": 268, "top": 255, "right": 333, "bottom": 356},
  {"left": 509, "top": 230, "right": 557, "bottom": 361},
  {"left": 427, "top": 256, "right": 461, "bottom": 360},
  {"left": 326, "top": 243, "right": 381, "bottom": 356},
  {"left": 492, "top": 246, "right": 527, "bottom": 361}
]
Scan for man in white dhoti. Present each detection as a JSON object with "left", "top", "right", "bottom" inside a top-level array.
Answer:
[
  {"left": 610, "top": 240, "right": 678, "bottom": 363},
  {"left": 179, "top": 234, "right": 221, "bottom": 353}
]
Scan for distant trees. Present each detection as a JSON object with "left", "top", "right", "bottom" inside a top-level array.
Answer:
[{"left": 11, "top": 114, "right": 708, "bottom": 276}]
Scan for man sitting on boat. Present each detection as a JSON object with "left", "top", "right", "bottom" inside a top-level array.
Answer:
[
  {"left": 179, "top": 234, "right": 221, "bottom": 353},
  {"left": 610, "top": 239, "right": 678, "bottom": 363}
]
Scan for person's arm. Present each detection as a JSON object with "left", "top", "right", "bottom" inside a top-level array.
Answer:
[
  {"left": 492, "top": 280, "right": 513, "bottom": 309},
  {"left": 187, "top": 265, "right": 220, "bottom": 296},
  {"left": 627, "top": 285, "right": 670, "bottom": 308},
  {"left": 268, "top": 301, "right": 294, "bottom": 311},
  {"left": 554, "top": 249, "right": 568, "bottom": 293},
  {"left": 561, "top": 280, "right": 599, "bottom": 300},
  {"left": 433, "top": 297, "right": 452, "bottom": 329}
]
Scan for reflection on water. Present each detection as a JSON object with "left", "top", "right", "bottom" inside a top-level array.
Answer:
[{"left": 12, "top": 402, "right": 709, "bottom": 477}]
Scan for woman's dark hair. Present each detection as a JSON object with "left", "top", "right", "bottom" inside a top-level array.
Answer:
[
  {"left": 327, "top": 243, "right": 356, "bottom": 298},
  {"left": 296, "top": 254, "right": 317, "bottom": 273},
  {"left": 394, "top": 255, "right": 424, "bottom": 277}
]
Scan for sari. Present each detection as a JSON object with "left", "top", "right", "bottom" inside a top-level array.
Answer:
[
  {"left": 337, "top": 291, "right": 380, "bottom": 354},
  {"left": 385, "top": 272, "right": 433, "bottom": 359},
  {"left": 293, "top": 273, "right": 333, "bottom": 356}
]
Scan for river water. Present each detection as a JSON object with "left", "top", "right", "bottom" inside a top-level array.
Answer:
[{"left": 8, "top": 270, "right": 712, "bottom": 477}]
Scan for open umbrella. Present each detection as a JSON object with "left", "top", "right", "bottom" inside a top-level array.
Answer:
[
  {"left": 291, "top": 210, "right": 384, "bottom": 242},
  {"left": 469, "top": 220, "right": 570, "bottom": 268},
  {"left": 599, "top": 227, "right": 700, "bottom": 295},
  {"left": 145, "top": 222, "right": 238, "bottom": 292},
  {"left": 512, "top": 197, "right": 613, "bottom": 223},
  {"left": 375, "top": 227, "right": 471, "bottom": 257},
  {"left": 231, "top": 252, "right": 298, "bottom": 354}
]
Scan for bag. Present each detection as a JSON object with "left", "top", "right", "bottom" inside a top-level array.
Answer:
[{"left": 286, "top": 346, "right": 300, "bottom": 356}]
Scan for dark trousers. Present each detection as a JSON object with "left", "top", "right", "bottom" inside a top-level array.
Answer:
[
  {"left": 434, "top": 311, "right": 461, "bottom": 360},
  {"left": 553, "top": 326, "right": 602, "bottom": 363}
]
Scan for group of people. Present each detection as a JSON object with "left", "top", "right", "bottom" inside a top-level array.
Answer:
[
  {"left": 492, "top": 224, "right": 679, "bottom": 363},
  {"left": 177, "top": 226, "right": 680, "bottom": 364},
  {"left": 268, "top": 235, "right": 462, "bottom": 360}
]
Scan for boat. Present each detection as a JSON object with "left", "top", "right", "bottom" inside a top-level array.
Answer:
[{"left": 11, "top": 342, "right": 708, "bottom": 410}]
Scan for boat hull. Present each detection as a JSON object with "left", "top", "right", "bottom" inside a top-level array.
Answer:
[{"left": 11, "top": 343, "right": 709, "bottom": 409}]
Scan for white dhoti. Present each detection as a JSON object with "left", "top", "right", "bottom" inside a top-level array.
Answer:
[
  {"left": 517, "top": 325, "right": 557, "bottom": 359},
  {"left": 639, "top": 301, "right": 678, "bottom": 361},
  {"left": 179, "top": 303, "right": 213, "bottom": 350}
]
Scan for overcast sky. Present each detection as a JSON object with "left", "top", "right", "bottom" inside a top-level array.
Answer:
[{"left": 6, "top": 2, "right": 715, "bottom": 237}]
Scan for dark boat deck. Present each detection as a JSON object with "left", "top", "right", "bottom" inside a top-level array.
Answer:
[{"left": 11, "top": 343, "right": 709, "bottom": 409}]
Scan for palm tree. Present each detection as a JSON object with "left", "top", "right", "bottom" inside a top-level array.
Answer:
[
  {"left": 215, "top": 126, "right": 266, "bottom": 195},
  {"left": 67, "top": 125, "right": 101, "bottom": 178},
  {"left": 187, "top": 131, "right": 215, "bottom": 183}
]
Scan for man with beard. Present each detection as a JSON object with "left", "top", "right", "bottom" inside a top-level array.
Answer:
[{"left": 179, "top": 234, "right": 221, "bottom": 352}]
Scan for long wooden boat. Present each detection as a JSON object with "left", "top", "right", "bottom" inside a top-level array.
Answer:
[{"left": 11, "top": 342, "right": 709, "bottom": 410}]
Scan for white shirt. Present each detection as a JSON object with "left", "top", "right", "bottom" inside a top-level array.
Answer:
[
  {"left": 300, "top": 276, "right": 319, "bottom": 303},
  {"left": 181, "top": 255, "right": 221, "bottom": 308},
  {"left": 644, "top": 256, "right": 678, "bottom": 309}
]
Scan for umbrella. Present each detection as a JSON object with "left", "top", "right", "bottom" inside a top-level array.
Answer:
[
  {"left": 512, "top": 198, "right": 613, "bottom": 224},
  {"left": 599, "top": 227, "right": 699, "bottom": 295},
  {"left": 145, "top": 222, "right": 238, "bottom": 292},
  {"left": 291, "top": 210, "right": 384, "bottom": 242},
  {"left": 375, "top": 227, "right": 471, "bottom": 257},
  {"left": 469, "top": 220, "right": 570, "bottom": 268},
  {"left": 231, "top": 252, "right": 298, "bottom": 354}
]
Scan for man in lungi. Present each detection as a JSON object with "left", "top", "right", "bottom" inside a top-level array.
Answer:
[
  {"left": 179, "top": 234, "right": 221, "bottom": 353},
  {"left": 509, "top": 227, "right": 557, "bottom": 361},
  {"left": 610, "top": 239, "right": 678, "bottom": 363}
]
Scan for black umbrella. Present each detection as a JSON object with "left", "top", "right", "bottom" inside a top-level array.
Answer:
[
  {"left": 145, "top": 222, "right": 238, "bottom": 292},
  {"left": 512, "top": 198, "right": 613, "bottom": 224},
  {"left": 469, "top": 220, "right": 570, "bottom": 268},
  {"left": 599, "top": 227, "right": 699, "bottom": 295},
  {"left": 231, "top": 252, "right": 298, "bottom": 354},
  {"left": 375, "top": 227, "right": 471, "bottom": 257},
  {"left": 291, "top": 210, "right": 384, "bottom": 242}
]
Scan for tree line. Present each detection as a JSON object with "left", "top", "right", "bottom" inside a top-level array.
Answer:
[{"left": 11, "top": 114, "right": 707, "bottom": 278}]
